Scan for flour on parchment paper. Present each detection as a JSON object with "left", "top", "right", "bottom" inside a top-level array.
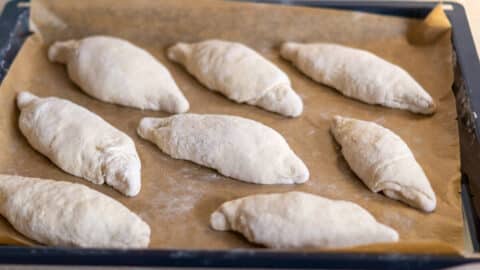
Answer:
[
  {"left": 142, "top": 166, "right": 221, "bottom": 220},
  {"left": 178, "top": 166, "right": 222, "bottom": 182},
  {"left": 381, "top": 211, "right": 415, "bottom": 231}
]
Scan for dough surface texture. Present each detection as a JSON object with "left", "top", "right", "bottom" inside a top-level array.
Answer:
[
  {"left": 330, "top": 115, "right": 436, "bottom": 212},
  {"left": 17, "top": 91, "right": 141, "bottom": 196},
  {"left": 49, "top": 35, "right": 189, "bottom": 113},
  {"left": 0, "top": 174, "right": 150, "bottom": 248},
  {"left": 137, "top": 114, "right": 309, "bottom": 184},
  {"left": 211, "top": 191, "right": 399, "bottom": 248},
  {"left": 280, "top": 42, "right": 435, "bottom": 114},
  {"left": 167, "top": 40, "right": 303, "bottom": 117}
]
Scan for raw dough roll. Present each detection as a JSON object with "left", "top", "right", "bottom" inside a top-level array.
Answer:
[
  {"left": 137, "top": 114, "right": 309, "bottom": 184},
  {"left": 17, "top": 91, "right": 141, "bottom": 196},
  {"left": 49, "top": 35, "right": 189, "bottom": 113},
  {"left": 280, "top": 42, "right": 436, "bottom": 115},
  {"left": 167, "top": 40, "right": 303, "bottom": 117},
  {"left": 211, "top": 191, "right": 399, "bottom": 248},
  {"left": 330, "top": 115, "right": 436, "bottom": 212},
  {"left": 0, "top": 174, "right": 150, "bottom": 248}
]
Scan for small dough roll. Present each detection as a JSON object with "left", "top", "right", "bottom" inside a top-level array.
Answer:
[
  {"left": 280, "top": 42, "right": 435, "bottom": 115},
  {"left": 167, "top": 40, "right": 303, "bottom": 117},
  {"left": 17, "top": 91, "right": 141, "bottom": 196},
  {"left": 0, "top": 174, "right": 150, "bottom": 248},
  {"left": 49, "top": 35, "right": 189, "bottom": 113},
  {"left": 137, "top": 114, "right": 309, "bottom": 184},
  {"left": 330, "top": 115, "right": 436, "bottom": 212},
  {"left": 211, "top": 191, "right": 399, "bottom": 248}
]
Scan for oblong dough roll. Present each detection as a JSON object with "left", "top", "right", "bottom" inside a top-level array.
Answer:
[
  {"left": 0, "top": 174, "right": 150, "bottom": 248},
  {"left": 167, "top": 40, "right": 303, "bottom": 117},
  {"left": 330, "top": 115, "right": 436, "bottom": 212},
  {"left": 17, "top": 91, "right": 141, "bottom": 196},
  {"left": 211, "top": 191, "right": 399, "bottom": 248},
  {"left": 280, "top": 42, "right": 435, "bottom": 115},
  {"left": 137, "top": 114, "right": 309, "bottom": 184},
  {"left": 49, "top": 35, "right": 189, "bottom": 113}
]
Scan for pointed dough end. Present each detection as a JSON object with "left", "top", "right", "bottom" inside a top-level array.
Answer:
[
  {"left": 406, "top": 90, "right": 436, "bottom": 115},
  {"left": 416, "top": 198, "right": 436, "bottom": 213},
  {"left": 253, "top": 84, "right": 303, "bottom": 117},
  {"left": 104, "top": 158, "right": 142, "bottom": 197},
  {"left": 383, "top": 189, "right": 436, "bottom": 213},
  {"left": 295, "top": 171, "right": 309, "bottom": 184},
  {"left": 137, "top": 117, "right": 155, "bottom": 139},
  {"left": 137, "top": 117, "right": 172, "bottom": 142},
  {"left": 420, "top": 99, "right": 436, "bottom": 115},
  {"left": 422, "top": 199, "right": 437, "bottom": 212},
  {"left": 155, "top": 92, "right": 190, "bottom": 113},
  {"left": 379, "top": 224, "right": 400, "bottom": 242},
  {"left": 48, "top": 40, "right": 78, "bottom": 64},
  {"left": 422, "top": 192, "right": 437, "bottom": 212},
  {"left": 291, "top": 159, "right": 310, "bottom": 184},
  {"left": 167, "top": 42, "right": 191, "bottom": 64},
  {"left": 330, "top": 115, "right": 349, "bottom": 134},
  {"left": 210, "top": 211, "right": 229, "bottom": 231},
  {"left": 122, "top": 165, "right": 141, "bottom": 197},
  {"left": 280, "top": 42, "right": 300, "bottom": 60},
  {"left": 133, "top": 222, "right": 152, "bottom": 248},
  {"left": 16, "top": 91, "right": 39, "bottom": 109},
  {"left": 168, "top": 94, "right": 190, "bottom": 114},
  {"left": 332, "top": 115, "right": 345, "bottom": 125}
]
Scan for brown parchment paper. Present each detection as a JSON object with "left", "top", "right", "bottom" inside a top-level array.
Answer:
[{"left": 0, "top": 0, "right": 463, "bottom": 253}]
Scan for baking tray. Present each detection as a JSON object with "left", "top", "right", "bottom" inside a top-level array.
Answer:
[{"left": 0, "top": 0, "right": 480, "bottom": 269}]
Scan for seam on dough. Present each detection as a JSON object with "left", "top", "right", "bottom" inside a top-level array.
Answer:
[
  {"left": 389, "top": 95, "right": 432, "bottom": 111},
  {"left": 247, "top": 82, "right": 289, "bottom": 104},
  {"left": 374, "top": 180, "right": 434, "bottom": 201},
  {"left": 370, "top": 153, "right": 412, "bottom": 183},
  {"left": 388, "top": 97, "right": 410, "bottom": 109}
]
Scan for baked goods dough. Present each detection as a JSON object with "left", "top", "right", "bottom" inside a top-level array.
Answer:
[
  {"left": 330, "top": 115, "right": 436, "bottom": 212},
  {"left": 0, "top": 174, "right": 150, "bottom": 248},
  {"left": 280, "top": 42, "right": 436, "bottom": 114},
  {"left": 49, "top": 35, "right": 189, "bottom": 113},
  {"left": 137, "top": 114, "right": 309, "bottom": 184},
  {"left": 211, "top": 191, "right": 399, "bottom": 248},
  {"left": 17, "top": 91, "right": 141, "bottom": 196},
  {"left": 167, "top": 40, "right": 303, "bottom": 117}
]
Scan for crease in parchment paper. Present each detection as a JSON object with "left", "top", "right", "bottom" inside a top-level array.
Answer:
[{"left": 407, "top": 3, "right": 452, "bottom": 45}]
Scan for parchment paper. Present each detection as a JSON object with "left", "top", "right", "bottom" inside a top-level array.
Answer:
[{"left": 0, "top": 0, "right": 463, "bottom": 253}]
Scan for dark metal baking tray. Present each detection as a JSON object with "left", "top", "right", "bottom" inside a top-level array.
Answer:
[{"left": 1, "top": 0, "right": 480, "bottom": 269}]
